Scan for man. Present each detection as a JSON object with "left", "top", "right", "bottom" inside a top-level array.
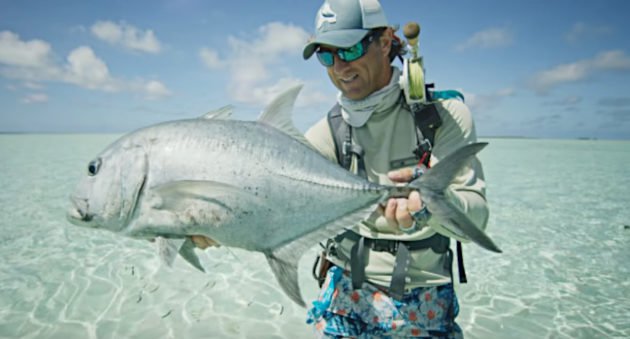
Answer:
[{"left": 302, "top": 0, "right": 488, "bottom": 337}]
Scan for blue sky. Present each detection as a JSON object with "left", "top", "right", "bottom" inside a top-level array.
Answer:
[{"left": 1, "top": 0, "right": 629, "bottom": 139}]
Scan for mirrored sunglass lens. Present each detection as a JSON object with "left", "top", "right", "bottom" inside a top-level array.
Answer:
[
  {"left": 341, "top": 42, "right": 364, "bottom": 62},
  {"left": 317, "top": 51, "right": 334, "bottom": 66}
]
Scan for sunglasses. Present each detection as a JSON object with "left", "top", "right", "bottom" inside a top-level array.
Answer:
[{"left": 316, "top": 31, "right": 380, "bottom": 67}]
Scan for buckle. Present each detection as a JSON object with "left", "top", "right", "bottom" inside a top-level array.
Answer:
[
  {"left": 413, "top": 138, "right": 432, "bottom": 159},
  {"left": 371, "top": 239, "right": 399, "bottom": 253},
  {"left": 342, "top": 141, "right": 352, "bottom": 156}
]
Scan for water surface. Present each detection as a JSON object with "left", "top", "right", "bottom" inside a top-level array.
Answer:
[{"left": 0, "top": 135, "right": 628, "bottom": 338}]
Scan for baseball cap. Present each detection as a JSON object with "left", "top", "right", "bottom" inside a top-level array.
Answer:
[{"left": 302, "top": 0, "right": 389, "bottom": 60}]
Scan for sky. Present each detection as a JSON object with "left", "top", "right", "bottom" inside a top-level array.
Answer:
[{"left": 1, "top": 0, "right": 629, "bottom": 139}]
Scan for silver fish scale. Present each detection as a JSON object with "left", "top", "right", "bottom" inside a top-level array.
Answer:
[
  {"left": 128, "top": 119, "right": 384, "bottom": 250},
  {"left": 67, "top": 85, "right": 497, "bottom": 307}
]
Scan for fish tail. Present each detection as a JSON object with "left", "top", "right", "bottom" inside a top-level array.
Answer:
[
  {"left": 409, "top": 142, "right": 501, "bottom": 253},
  {"left": 412, "top": 142, "right": 488, "bottom": 192}
]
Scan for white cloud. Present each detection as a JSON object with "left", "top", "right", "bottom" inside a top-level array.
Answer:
[
  {"left": 199, "top": 22, "right": 328, "bottom": 107},
  {"left": 22, "top": 93, "right": 48, "bottom": 103},
  {"left": 546, "top": 95, "right": 583, "bottom": 106},
  {"left": 143, "top": 80, "right": 172, "bottom": 99},
  {"left": 230, "top": 22, "right": 311, "bottom": 61},
  {"left": 455, "top": 28, "right": 513, "bottom": 52},
  {"left": 91, "top": 21, "right": 162, "bottom": 53},
  {"left": 463, "top": 87, "right": 514, "bottom": 113},
  {"left": 495, "top": 88, "right": 515, "bottom": 97},
  {"left": 591, "top": 50, "right": 630, "bottom": 70},
  {"left": 566, "top": 22, "right": 613, "bottom": 44},
  {"left": 598, "top": 97, "right": 630, "bottom": 107},
  {"left": 0, "top": 31, "right": 53, "bottom": 68},
  {"left": 0, "top": 31, "right": 170, "bottom": 99},
  {"left": 529, "top": 50, "right": 630, "bottom": 93},
  {"left": 64, "top": 46, "right": 116, "bottom": 90},
  {"left": 23, "top": 81, "right": 43, "bottom": 89},
  {"left": 199, "top": 48, "right": 222, "bottom": 69}
]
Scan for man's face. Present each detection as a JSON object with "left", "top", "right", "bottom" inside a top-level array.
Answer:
[{"left": 323, "top": 31, "right": 392, "bottom": 100}]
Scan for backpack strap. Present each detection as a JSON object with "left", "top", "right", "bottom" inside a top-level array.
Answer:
[
  {"left": 409, "top": 103, "right": 442, "bottom": 167},
  {"left": 407, "top": 101, "right": 467, "bottom": 284},
  {"left": 334, "top": 231, "right": 450, "bottom": 300},
  {"left": 326, "top": 101, "right": 443, "bottom": 173},
  {"left": 326, "top": 104, "right": 367, "bottom": 178},
  {"left": 325, "top": 96, "right": 468, "bottom": 287}
]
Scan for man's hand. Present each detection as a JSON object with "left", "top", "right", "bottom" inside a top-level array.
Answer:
[
  {"left": 190, "top": 235, "right": 220, "bottom": 249},
  {"left": 380, "top": 167, "right": 425, "bottom": 232}
]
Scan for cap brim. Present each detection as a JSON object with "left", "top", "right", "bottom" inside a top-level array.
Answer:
[{"left": 303, "top": 29, "right": 370, "bottom": 59}]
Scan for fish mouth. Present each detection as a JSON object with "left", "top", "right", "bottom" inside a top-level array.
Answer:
[{"left": 66, "top": 196, "right": 94, "bottom": 225}]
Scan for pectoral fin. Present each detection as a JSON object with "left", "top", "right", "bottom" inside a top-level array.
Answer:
[
  {"left": 156, "top": 237, "right": 184, "bottom": 267},
  {"left": 156, "top": 237, "right": 205, "bottom": 272},
  {"left": 153, "top": 180, "right": 253, "bottom": 209},
  {"left": 153, "top": 180, "right": 252, "bottom": 205},
  {"left": 178, "top": 237, "right": 205, "bottom": 272}
]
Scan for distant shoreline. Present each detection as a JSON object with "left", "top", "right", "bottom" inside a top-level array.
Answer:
[
  {"left": 481, "top": 136, "right": 602, "bottom": 141},
  {"left": 0, "top": 131, "right": 120, "bottom": 135},
  {"left": 481, "top": 136, "right": 536, "bottom": 139},
  {"left": 0, "top": 131, "right": 624, "bottom": 141}
]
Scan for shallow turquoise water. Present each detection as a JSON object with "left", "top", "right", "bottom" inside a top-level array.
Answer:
[{"left": 0, "top": 134, "right": 629, "bottom": 338}]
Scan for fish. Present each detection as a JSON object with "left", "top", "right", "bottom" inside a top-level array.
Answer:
[{"left": 66, "top": 85, "right": 500, "bottom": 307}]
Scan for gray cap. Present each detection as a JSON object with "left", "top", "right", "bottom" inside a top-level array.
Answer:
[{"left": 302, "top": 0, "right": 389, "bottom": 60}]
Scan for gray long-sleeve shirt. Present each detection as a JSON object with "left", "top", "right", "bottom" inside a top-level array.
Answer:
[{"left": 305, "top": 90, "right": 489, "bottom": 288}]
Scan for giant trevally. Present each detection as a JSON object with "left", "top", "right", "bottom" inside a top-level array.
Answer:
[{"left": 66, "top": 85, "right": 500, "bottom": 307}]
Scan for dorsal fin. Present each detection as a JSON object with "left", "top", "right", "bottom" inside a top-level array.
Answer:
[
  {"left": 200, "top": 105, "right": 233, "bottom": 120},
  {"left": 257, "top": 85, "right": 311, "bottom": 146}
]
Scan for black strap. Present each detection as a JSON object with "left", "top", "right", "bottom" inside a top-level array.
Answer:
[
  {"left": 456, "top": 240, "right": 467, "bottom": 283},
  {"left": 327, "top": 104, "right": 349, "bottom": 169},
  {"left": 325, "top": 96, "right": 468, "bottom": 295},
  {"left": 390, "top": 242, "right": 410, "bottom": 300},
  {"left": 334, "top": 231, "right": 449, "bottom": 253},
  {"left": 350, "top": 237, "right": 366, "bottom": 290},
  {"left": 336, "top": 231, "right": 450, "bottom": 299},
  {"left": 326, "top": 104, "right": 368, "bottom": 178},
  {"left": 408, "top": 102, "right": 442, "bottom": 167},
  {"left": 327, "top": 101, "right": 443, "bottom": 170}
]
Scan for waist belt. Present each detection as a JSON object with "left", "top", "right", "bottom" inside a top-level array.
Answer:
[{"left": 333, "top": 231, "right": 450, "bottom": 300}]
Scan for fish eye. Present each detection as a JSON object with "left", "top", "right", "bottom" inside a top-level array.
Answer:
[{"left": 88, "top": 158, "right": 102, "bottom": 176}]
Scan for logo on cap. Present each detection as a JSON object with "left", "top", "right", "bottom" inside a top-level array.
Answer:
[{"left": 316, "top": 2, "right": 337, "bottom": 30}]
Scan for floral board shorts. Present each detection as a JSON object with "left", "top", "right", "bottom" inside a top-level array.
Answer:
[{"left": 306, "top": 266, "right": 463, "bottom": 338}]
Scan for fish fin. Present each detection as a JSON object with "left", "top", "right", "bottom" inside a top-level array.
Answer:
[
  {"left": 178, "top": 237, "right": 206, "bottom": 272},
  {"left": 407, "top": 142, "right": 499, "bottom": 252},
  {"left": 153, "top": 180, "right": 254, "bottom": 210},
  {"left": 412, "top": 142, "right": 488, "bottom": 192},
  {"left": 430, "top": 195, "right": 502, "bottom": 253},
  {"left": 156, "top": 237, "right": 207, "bottom": 271},
  {"left": 256, "top": 84, "right": 312, "bottom": 147},
  {"left": 265, "top": 251, "right": 305, "bottom": 307},
  {"left": 156, "top": 237, "right": 185, "bottom": 267},
  {"left": 265, "top": 202, "right": 381, "bottom": 307},
  {"left": 200, "top": 105, "right": 233, "bottom": 120}
]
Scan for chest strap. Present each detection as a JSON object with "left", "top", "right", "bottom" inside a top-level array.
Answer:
[
  {"left": 334, "top": 231, "right": 449, "bottom": 300},
  {"left": 327, "top": 104, "right": 367, "bottom": 178}
]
